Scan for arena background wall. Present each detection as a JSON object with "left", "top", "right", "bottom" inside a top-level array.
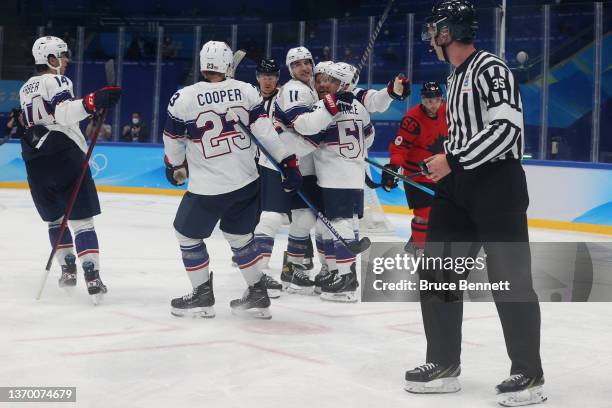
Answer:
[{"left": 1, "top": 140, "right": 611, "bottom": 235}]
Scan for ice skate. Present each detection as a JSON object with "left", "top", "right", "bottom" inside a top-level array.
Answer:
[
  {"left": 404, "top": 363, "right": 461, "bottom": 394},
  {"left": 314, "top": 265, "right": 336, "bottom": 294},
  {"left": 320, "top": 265, "right": 358, "bottom": 303},
  {"left": 280, "top": 262, "right": 314, "bottom": 295},
  {"left": 171, "top": 272, "right": 215, "bottom": 318},
  {"left": 58, "top": 254, "right": 77, "bottom": 294},
  {"left": 83, "top": 261, "right": 107, "bottom": 305},
  {"left": 496, "top": 374, "right": 547, "bottom": 407},
  {"left": 404, "top": 238, "right": 424, "bottom": 258},
  {"left": 230, "top": 276, "right": 272, "bottom": 319},
  {"left": 262, "top": 273, "right": 282, "bottom": 299}
]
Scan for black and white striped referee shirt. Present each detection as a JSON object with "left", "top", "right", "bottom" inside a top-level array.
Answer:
[{"left": 444, "top": 50, "right": 523, "bottom": 171}]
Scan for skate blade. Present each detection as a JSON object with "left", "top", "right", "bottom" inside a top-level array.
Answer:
[
  {"left": 90, "top": 292, "right": 105, "bottom": 306},
  {"left": 320, "top": 291, "right": 358, "bottom": 303},
  {"left": 61, "top": 285, "right": 77, "bottom": 296},
  {"left": 404, "top": 378, "right": 461, "bottom": 394},
  {"left": 267, "top": 288, "right": 282, "bottom": 299},
  {"left": 171, "top": 306, "right": 215, "bottom": 318},
  {"left": 287, "top": 284, "right": 315, "bottom": 296},
  {"left": 497, "top": 386, "right": 547, "bottom": 407},
  {"left": 231, "top": 307, "right": 272, "bottom": 320}
]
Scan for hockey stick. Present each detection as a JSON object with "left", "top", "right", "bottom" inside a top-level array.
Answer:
[
  {"left": 227, "top": 49, "right": 246, "bottom": 78},
  {"left": 365, "top": 168, "right": 423, "bottom": 189},
  {"left": 365, "top": 173, "right": 382, "bottom": 189},
  {"left": 354, "top": 0, "right": 396, "bottom": 78},
  {"left": 227, "top": 109, "right": 371, "bottom": 255},
  {"left": 365, "top": 158, "right": 435, "bottom": 196},
  {"left": 36, "top": 60, "right": 115, "bottom": 300}
]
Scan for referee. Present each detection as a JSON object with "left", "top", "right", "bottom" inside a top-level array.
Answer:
[{"left": 403, "top": 1, "right": 546, "bottom": 407}]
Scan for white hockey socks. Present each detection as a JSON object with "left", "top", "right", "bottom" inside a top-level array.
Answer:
[
  {"left": 320, "top": 220, "right": 338, "bottom": 271},
  {"left": 175, "top": 230, "right": 210, "bottom": 289},
  {"left": 287, "top": 208, "right": 316, "bottom": 265},
  {"left": 224, "top": 232, "right": 263, "bottom": 286},
  {"left": 48, "top": 217, "right": 74, "bottom": 266},
  {"left": 68, "top": 218, "right": 100, "bottom": 270},
  {"left": 254, "top": 211, "right": 288, "bottom": 270},
  {"left": 331, "top": 217, "right": 357, "bottom": 276}
]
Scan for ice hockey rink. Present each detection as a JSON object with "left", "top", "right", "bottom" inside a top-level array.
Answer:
[{"left": 1, "top": 188, "right": 610, "bottom": 408}]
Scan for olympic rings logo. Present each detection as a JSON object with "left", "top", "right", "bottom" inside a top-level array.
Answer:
[{"left": 88, "top": 153, "right": 108, "bottom": 178}]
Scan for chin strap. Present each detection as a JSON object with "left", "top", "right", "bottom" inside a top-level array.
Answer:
[{"left": 46, "top": 57, "right": 63, "bottom": 75}]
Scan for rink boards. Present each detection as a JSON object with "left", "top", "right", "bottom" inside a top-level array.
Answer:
[{"left": 0, "top": 140, "right": 611, "bottom": 235}]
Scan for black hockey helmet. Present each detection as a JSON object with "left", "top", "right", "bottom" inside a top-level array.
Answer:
[
  {"left": 421, "top": 82, "right": 442, "bottom": 98},
  {"left": 422, "top": 0, "right": 478, "bottom": 44},
  {"left": 256, "top": 58, "right": 280, "bottom": 76}
]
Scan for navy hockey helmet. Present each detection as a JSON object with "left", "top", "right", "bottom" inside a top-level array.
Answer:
[
  {"left": 256, "top": 58, "right": 280, "bottom": 76},
  {"left": 421, "top": 82, "right": 442, "bottom": 98},
  {"left": 422, "top": 0, "right": 478, "bottom": 44}
]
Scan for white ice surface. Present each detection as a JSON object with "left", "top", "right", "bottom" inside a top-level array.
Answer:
[{"left": 0, "top": 189, "right": 611, "bottom": 408}]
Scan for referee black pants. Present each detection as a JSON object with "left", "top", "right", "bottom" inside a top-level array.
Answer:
[{"left": 419, "top": 160, "right": 543, "bottom": 377}]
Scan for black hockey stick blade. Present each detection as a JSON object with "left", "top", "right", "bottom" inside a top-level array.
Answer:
[
  {"left": 365, "top": 157, "right": 435, "bottom": 196},
  {"left": 365, "top": 173, "right": 382, "bottom": 189},
  {"left": 348, "top": 237, "right": 372, "bottom": 254}
]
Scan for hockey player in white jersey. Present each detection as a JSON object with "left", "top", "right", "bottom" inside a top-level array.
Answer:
[
  {"left": 163, "top": 41, "right": 302, "bottom": 319},
  {"left": 292, "top": 62, "right": 377, "bottom": 302},
  {"left": 255, "top": 49, "right": 411, "bottom": 296},
  {"left": 254, "top": 47, "right": 352, "bottom": 295},
  {"left": 19, "top": 36, "right": 121, "bottom": 303},
  {"left": 311, "top": 61, "right": 411, "bottom": 293}
]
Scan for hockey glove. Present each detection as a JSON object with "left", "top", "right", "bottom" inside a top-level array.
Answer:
[
  {"left": 279, "top": 154, "right": 302, "bottom": 194},
  {"left": 323, "top": 92, "right": 355, "bottom": 116},
  {"left": 387, "top": 75, "right": 411, "bottom": 101},
  {"left": 164, "top": 155, "right": 188, "bottom": 186},
  {"left": 83, "top": 86, "right": 122, "bottom": 114},
  {"left": 381, "top": 164, "right": 399, "bottom": 192}
]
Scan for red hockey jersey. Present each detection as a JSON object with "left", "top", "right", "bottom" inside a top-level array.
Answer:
[{"left": 389, "top": 102, "right": 448, "bottom": 184}]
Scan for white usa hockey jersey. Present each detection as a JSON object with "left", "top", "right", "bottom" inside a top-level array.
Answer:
[
  {"left": 19, "top": 74, "right": 90, "bottom": 153},
  {"left": 303, "top": 99, "right": 375, "bottom": 190},
  {"left": 353, "top": 87, "right": 394, "bottom": 113},
  {"left": 163, "top": 78, "right": 290, "bottom": 196},
  {"left": 267, "top": 79, "right": 333, "bottom": 176}
]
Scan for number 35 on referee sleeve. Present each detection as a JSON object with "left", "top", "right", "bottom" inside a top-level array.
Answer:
[{"left": 477, "top": 66, "right": 519, "bottom": 109}]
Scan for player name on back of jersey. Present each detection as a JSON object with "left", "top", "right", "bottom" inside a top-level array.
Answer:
[
  {"left": 196, "top": 88, "right": 243, "bottom": 106},
  {"left": 338, "top": 102, "right": 359, "bottom": 115},
  {"left": 21, "top": 80, "right": 41, "bottom": 95}
]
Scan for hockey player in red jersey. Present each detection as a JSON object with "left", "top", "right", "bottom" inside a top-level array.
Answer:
[{"left": 382, "top": 82, "right": 447, "bottom": 253}]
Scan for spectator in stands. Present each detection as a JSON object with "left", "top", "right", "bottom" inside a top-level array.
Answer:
[
  {"left": 127, "top": 35, "right": 145, "bottom": 59},
  {"left": 344, "top": 47, "right": 355, "bottom": 63},
  {"left": 85, "top": 116, "right": 112, "bottom": 141},
  {"left": 5, "top": 107, "right": 26, "bottom": 139},
  {"left": 321, "top": 46, "right": 331, "bottom": 61},
  {"left": 162, "top": 36, "right": 178, "bottom": 59},
  {"left": 122, "top": 112, "right": 150, "bottom": 143}
]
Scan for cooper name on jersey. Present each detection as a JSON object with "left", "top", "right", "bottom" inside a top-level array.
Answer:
[{"left": 196, "top": 88, "right": 243, "bottom": 106}]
